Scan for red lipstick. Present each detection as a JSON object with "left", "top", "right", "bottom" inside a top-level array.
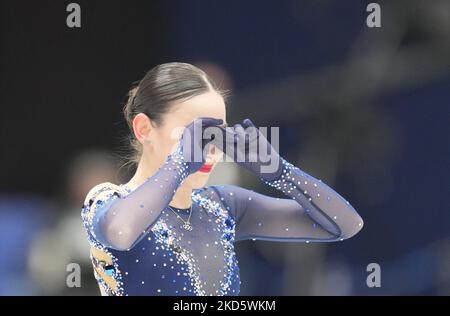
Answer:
[{"left": 199, "top": 164, "right": 213, "bottom": 173}]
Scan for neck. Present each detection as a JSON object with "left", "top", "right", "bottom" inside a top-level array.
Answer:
[{"left": 126, "top": 154, "right": 193, "bottom": 209}]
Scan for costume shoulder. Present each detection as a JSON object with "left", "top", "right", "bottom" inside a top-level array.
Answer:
[
  {"left": 83, "top": 182, "right": 125, "bottom": 205},
  {"left": 82, "top": 182, "right": 127, "bottom": 224}
]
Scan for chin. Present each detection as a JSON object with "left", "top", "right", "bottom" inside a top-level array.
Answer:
[{"left": 184, "top": 171, "right": 211, "bottom": 189}]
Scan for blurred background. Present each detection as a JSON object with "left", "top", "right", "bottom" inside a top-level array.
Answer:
[{"left": 0, "top": 0, "right": 449, "bottom": 295}]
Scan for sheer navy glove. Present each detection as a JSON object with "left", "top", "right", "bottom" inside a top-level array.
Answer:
[
  {"left": 179, "top": 117, "right": 223, "bottom": 175},
  {"left": 220, "top": 118, "right": 283, "bottom": 182}
]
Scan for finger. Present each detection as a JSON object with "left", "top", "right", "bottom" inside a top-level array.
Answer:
[
  {"left": 233, "top": 124, "right": 248, "bottom": 145},
  {"left": 217, "top": 126, "right": 236, "bottom": 160},
  {"left": 242, "top": 118, "right": 256, "bottom": 128},
  {"left": 233, "top": 124, "right": 250, "bottom": 162},
  {"left": 219, "top": 126, "right": 236, "bottom": 143},
  {"left": 242, "top": 119, "right": 258, "bottom": 142},
  {"left": 199, "top": 117, "right": 223, "bottom": 127},
  {"left": 209, "top": 126, "right": 231, "bottom": 154},
  {"left": 233, "top": 124, "right": 249, "bottom": 160},
  {"left": 233, "top": 123, "right": 245, "bottom": 135}
]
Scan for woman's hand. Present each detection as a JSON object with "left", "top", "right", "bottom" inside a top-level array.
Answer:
[
  {"left": 221, "top": 118, "right": 283, "bottom": 181},
  {"left": 178, "top": 117, "right": 223, "bottom": 174}
]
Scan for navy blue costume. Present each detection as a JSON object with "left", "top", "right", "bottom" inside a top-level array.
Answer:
[{"left": 81, "top": 118, "right": 363, "bottom": 295}]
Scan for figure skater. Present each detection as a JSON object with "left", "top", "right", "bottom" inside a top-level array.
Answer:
[{"left": 81, "top": 62, "right": 363, "bottom": 296}]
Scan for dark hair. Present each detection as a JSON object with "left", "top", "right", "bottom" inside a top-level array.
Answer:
[{"left": 122, "top": 62, "right": 227, "bottom": 166}]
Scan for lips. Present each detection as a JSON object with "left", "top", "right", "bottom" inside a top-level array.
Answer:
[{"left": 199, "top": 164, "right": 213, "bottom": 173}]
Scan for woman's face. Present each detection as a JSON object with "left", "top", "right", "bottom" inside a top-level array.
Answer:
[{"left": 146, "top": 90, "right": 227, "bottom": 189}]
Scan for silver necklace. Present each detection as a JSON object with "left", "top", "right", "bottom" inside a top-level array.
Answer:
[{"left": 167, "top": 205, "right": 193, "bottom": 231}]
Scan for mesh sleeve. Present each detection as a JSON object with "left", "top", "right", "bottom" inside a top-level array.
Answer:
[
  {"left": 81, "top": 147, "right": 189, "bottom": 251},
  {"left": 214, "top": 159, "right": 363, "bottom": 242}
]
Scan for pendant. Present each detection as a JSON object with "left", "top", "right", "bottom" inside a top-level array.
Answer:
[{"left": 183, "top": 223, "right": 193, "bottom": 231}]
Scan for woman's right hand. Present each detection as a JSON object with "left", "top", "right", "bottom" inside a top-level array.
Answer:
[{"left": 178, "top": 117, "right": 223, "bottom": 174}]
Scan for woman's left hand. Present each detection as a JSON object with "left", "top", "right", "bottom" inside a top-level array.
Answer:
[{"left": 220, "top": 118, "right": 283, "bottom": 181}]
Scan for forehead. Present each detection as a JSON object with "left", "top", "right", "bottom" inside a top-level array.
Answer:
[{"left": 166, "top": 91, "right": 227, "bottom": 126}]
